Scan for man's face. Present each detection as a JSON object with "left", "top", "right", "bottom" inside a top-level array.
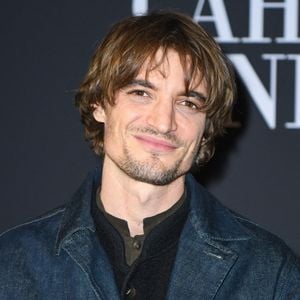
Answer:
[{"left": 93, "top": 49, "right": 207, "bottom": 185}]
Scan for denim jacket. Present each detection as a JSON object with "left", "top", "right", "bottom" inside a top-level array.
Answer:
[{"left": 1, "top": 168, "right": 300, "bottom": 299}]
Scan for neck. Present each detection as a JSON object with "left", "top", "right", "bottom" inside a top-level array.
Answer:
[{"left": 99, "top": 156, "right": 185, "bottom": 236}]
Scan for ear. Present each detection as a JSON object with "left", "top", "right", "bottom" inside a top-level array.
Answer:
[{"left": 93, "top": 104, "right": 106, "bottom": 123}]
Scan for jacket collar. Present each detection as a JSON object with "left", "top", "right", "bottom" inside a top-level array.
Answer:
[
  {"left": 54, "top": 166, "right": 121, "bottom": 299},
  {"left": 55, "top": 168, "right": 251, "bottom": 253},
  {"left": 186, "top": 173, "right": 251, "bottom": 241},
  {"left": 54, "top": 167, "right": 252, "bottom": 299},
  {"left": 55, "top": 167, "right": 102, "bottom": 254},
  {"left": 167, "top": 174, "right": 251, "bottom": 299}
]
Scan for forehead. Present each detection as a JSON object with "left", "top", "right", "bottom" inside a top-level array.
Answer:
[
  {"left": 136, "top": 48, "right": 206, "bottom": 91},
  {"left": 139, "top": 49, "right": 181, "bottom": 77}
]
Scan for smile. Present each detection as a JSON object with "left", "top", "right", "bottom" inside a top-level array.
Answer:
[{"left": 133, "top": 134, "right": 178, "bottom": 153}]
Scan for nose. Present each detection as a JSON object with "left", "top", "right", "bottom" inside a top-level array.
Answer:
[{"left": 146, "top": 98, "right": 177, "bottom": 133}]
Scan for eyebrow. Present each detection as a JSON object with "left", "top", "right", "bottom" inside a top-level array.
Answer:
[
  {"left": 185, "top": 90, "right": 207, "bottom": 102},
  {"left": 126, "top": 79, "right": 207, "bottom": 101},
  {"left": 126, "top": 79, "right": 157, "bottom": 90}
]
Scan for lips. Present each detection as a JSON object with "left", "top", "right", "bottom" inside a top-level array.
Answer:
[{"left": 134, "top": 134, "right": 178, "bottom": 153}]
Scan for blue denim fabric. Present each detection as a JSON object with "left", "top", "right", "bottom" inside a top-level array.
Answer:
[{"left": 1, "top": 167, "right": 300, "bottom": 299}]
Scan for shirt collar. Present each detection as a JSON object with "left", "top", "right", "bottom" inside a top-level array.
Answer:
[
  {"left": 91, "top": 188, "right": 189, "bottom": 266},
  {"left": 95, "top": 188, "right": 186, "bottom": 238}
]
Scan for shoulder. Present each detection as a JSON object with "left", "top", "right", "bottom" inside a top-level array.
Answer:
[
  {"left": 230, "top": 210, "right": 298, "bottom": 260},
  {"left": 187, "top": 174, "right": 297, "bottom": 253},
  {"left": 0, "top": 205, "right": 67, "bottom": 292},
  {"left": 187, "top": 176, "right": 300, "bottom": 296},
  {"left": 0, "top": 206, "right": 65, "bottom": 255},
  {"left": 232, "top": 212, "right": 300, "bottom": 296},
  {"left": 187, "top": 174, "right": 300, "bottom": 274}
]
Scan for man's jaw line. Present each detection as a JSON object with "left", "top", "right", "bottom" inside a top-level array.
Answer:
[{"left": 101, "top": 153, "right": 186, "bottom": 207}]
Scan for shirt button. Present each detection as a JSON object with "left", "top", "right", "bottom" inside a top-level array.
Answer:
[
  {"left": 132, "top": 239, "right": 141, "bottom": 250},
  {"left": 125, "top": 287, "right": 136, "bottom": 298}
]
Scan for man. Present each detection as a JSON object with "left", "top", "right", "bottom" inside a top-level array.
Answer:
[{"left": 0, "top": 11, "right": 299, "bottom": 299}]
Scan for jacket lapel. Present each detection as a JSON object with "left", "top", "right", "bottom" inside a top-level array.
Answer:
[
  {"left": 55, "top": 168, "right": 120, "bottom": 300},
  {"left": 62, "top": 229, "right": 120, "bottom": 300},
  {"left": 167, "top": 175, "right": 250, "bottom": 299},
  {"left": 167, "top": 219, "right": 239, "bottom": 299}
]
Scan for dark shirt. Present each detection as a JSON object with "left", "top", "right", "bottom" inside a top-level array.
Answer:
[{"left": 91, "top": 190, "right": 189, "bottom": 299}]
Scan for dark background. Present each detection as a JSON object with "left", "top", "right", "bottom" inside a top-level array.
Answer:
[{"left": 1, "top": 1, "right": 299, "bottom": 255}]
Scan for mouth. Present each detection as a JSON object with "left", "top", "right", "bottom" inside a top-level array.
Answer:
[{"left": 133, "top": 134, "right": 178, "bottom": 153}]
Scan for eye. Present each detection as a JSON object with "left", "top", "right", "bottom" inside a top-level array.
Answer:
[
  {"left": 178, "top": 99, "right": 201, "bottom": 111},
  {"left": 128, "top": 89, "right": 149, "bottom": 97}
]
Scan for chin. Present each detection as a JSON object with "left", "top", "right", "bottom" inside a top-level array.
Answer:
[{"left": 119, "top": 155, "right": 188, "bottom": 186}]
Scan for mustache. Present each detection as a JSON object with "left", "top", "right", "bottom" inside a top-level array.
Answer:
[{"left": 129, "top": 127, "right": 183, "bottom": 146}]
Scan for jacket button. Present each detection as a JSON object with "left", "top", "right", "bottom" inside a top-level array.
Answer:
[
  {"left": 132, "top": 239, "right": 141, "bottom": 250},
  {"left": 125, "top": 287, "right": 136, "bottom": 298}
]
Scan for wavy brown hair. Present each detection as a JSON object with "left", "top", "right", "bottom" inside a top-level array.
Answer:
[{"left": 75, "top": 11, "right": 236, "bottom": 165}]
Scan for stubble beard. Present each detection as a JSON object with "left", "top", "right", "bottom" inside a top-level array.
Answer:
[
  {"left": 115, "top": 146, "right": 189, "bottom": 186},
  {"left": 105, "top": 126, "right": 201, "bottom": 186}
]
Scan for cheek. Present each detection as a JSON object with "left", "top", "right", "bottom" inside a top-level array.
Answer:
[
  {"left": 104, "top": 109, "right": 136, "bottom": 141},
  {"left": 182, "top": 118, "right": 206, "bottom": 144},
  {"left": 102, "top": 115, "right": 120, "bottom": 147}
]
